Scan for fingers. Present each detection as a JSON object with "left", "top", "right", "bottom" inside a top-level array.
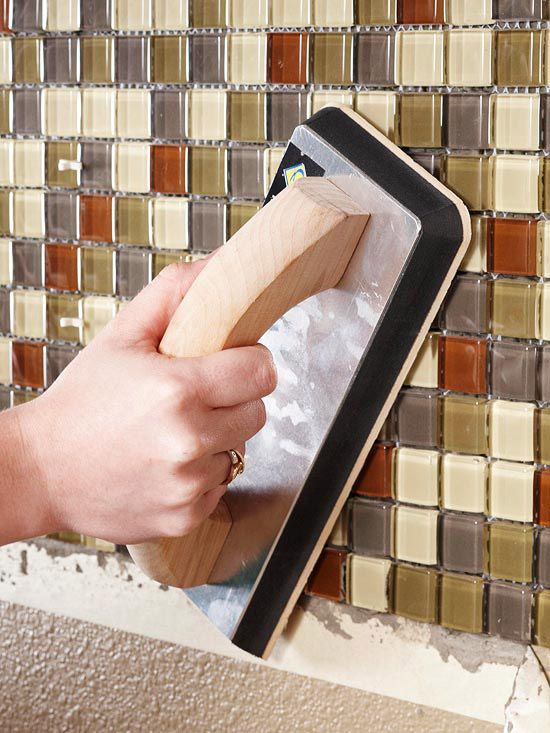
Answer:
[
  {"left": 179, "top": 444, "right": 245, "bottom": 496},
  {"left": 114, "top": 258, "right": 214, "bottom": 349},
  {"left": 181, "top": 344, "right": 277, "bottom": 408},
  {"left": 197, "top": 401, "right": 266, "bottom": 456}
]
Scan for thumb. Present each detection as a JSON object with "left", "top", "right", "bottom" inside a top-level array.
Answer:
[{"left": 114, "top": 257, "right": 213, "bottom": 349}]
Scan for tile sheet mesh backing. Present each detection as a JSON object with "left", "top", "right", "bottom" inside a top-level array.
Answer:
[{"left": 1, "top": 0, "right": 550, "bottom": 647}]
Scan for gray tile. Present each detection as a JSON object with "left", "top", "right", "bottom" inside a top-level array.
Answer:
[
  {"left": 0, "top": 387, "right": 10, "bottom": 410},
  {"left": 116, "top": 250, "right": 150, "bottom": 298},
  {"left": 351, "top": 498, "right": 392, "bottom": 557},
  {"left": 81, "top": 0, "right": 111, "bottom": 30},
  {"left": 153, "top": 91, "right": 186, "bottom": 140},
  {"left": 46, "top": 344, "right": 80, "bottom": 386},
  {"left": 189, "top": 202, "right": 225, "bottom": 252},
  {"left": 538, "top": 528, "right": 550, "bottom": 587},
  {"left": 441, "top": 512, "right": 485, "bottom": 575},
  {"left": 442, "top": 274, "right": 490, "bottom": 334},
  {"left": 445, "top": 94, "right": 492, "bottom": 150},
  {"left": 116, "top": 36, "right": 150, "bottom": 84},
  {"left": 81, "top": 143, "right": 112, "bottom": 191},
  {"left": 410, "top": 152, "right": 441, "bottom": 178},
  {"left": 46, "top": 192, "right": 79, "bottom": 241},
  {"left": 12, "top": 241, "right": 43, "bottom": 288},
  {"left": 0, "top": 288, "right": 9, "bottom": 334},
  {"left": 230, "top": 148, "right": 264, "bottom": 198},
  {"left": 44, "top": 37, "right": 79, "bottom": 84},
  {"left": 487, "top": 582, "right": 533, "bottom": 642},
  {"left": 13, "top": 90, "right": 41, "bottom": 136},
  {"left": 492, "top": 341, "right": 538, "bottom": 402},
  {"left": 494, "top": 0, "right": 543, "bottom": 19},
  {"left": 189, "top": 35, "right": 225, "bottom": 84},
  {"left": 11, "top": 0, "right": 42, "bottom": 31},
  {"left": 396, "top": 388, "right": 440, "bottom": 449},
  {"left": 356, "top": 33, "right": 395, "bottom": 86},
  {"left": 268, "top": 92, "right": 309, "bottom": 142}
]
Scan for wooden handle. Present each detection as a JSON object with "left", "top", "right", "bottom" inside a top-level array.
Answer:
[{"left": 127, "top": 178, "right": 369, "bottom": 587}]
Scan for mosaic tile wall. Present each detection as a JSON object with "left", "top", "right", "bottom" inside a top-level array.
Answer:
[{"left": 1, "top": 0, "right": 550, "bottom": 648}]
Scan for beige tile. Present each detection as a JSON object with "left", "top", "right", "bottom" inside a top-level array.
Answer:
[
  {"left": 264, "top": 148, "right": 284, "bottom": 194},
  {"left": 493, "top": 95, "right": 540, "bottom": 151},
  {"left": 187, "top": 90, "right": 227, "bottom": 141},
  {"left": 312, "top": 91, "right": 354, "bottom": 115},
  {"left": 14, "top": 140, "right": 45, "bottom": 187},
  {"left": 493, "top": 155, "right": 540, "bottom": 214},
  {"left": 441, "top": 453, "right": 487, "bottom": 513},
  {"left": 113, "top": 0, "right": 153, "bottom": 30},
  {"left": 489, "top": 399, "right": 535, "bottom": 463},
  {"left": 489, "top": 461, "right": 534, "bottom": 522},
  {"left": 82, "top": 296, "right": 117, "bottom": 345},
  {"left": 446, "top": 29, "right": 493, "bottom": 87},
  {"left": 115, "top": 143, "right": 151, "bottom": 194},
  {"left": 0, "top": 140, "right": 13, "bottom": 186},
  {"left": 347, "top": 555, "right": 392, "bottom": 612},
  {"left": 116, "top": 89, "right": 151, "bottom": 140},
  {"left": 405, "top": 332, "right": 439, "bottom": 388},
  {"left": 43, "top": 88, "right": 81, "bottom": 138},
  {"left": 229, "top": 0, "right": 269, "bottom": 26},
  {"left": 11, "top": 290, "right": 46, "bottom": 339},
  {"left": 228, "top": 33, "right": 267, "bottom": 84},
  {"left": 271, "top": 0, "right": 311, "bottom": 25},
  {"left": 313, "top": 0, "right": 354, "bottom": 26},
  {"left": 394, "top": 505, "right": 438, "bottom": 565},
  {"left": 0, "top": 337, "right": 11, "bottom": 384},
  {"left": 0, "top": 239, "right": 11, "bottom": 286},
  {"left": 396, "top": 31, "right": 445, "bottom": 87},
  {"left": 82, "top": 89, "right": 116, "bottom": 138},
  {"left": 154, "top": 0, "right": 188, "bottom": 28},
  {"left": 394, "top": 447, "right": 439, "bottom": 507},
  {"left": 355, "top": 92, "right": 397, "bottom": 142},
  {"left": 13, "top": 190, "right": 45, "bottom": 239},
  {"left": 447, "top": 0, "right": 493, "bottom": 24},
  {"left": 45, "top": 0, "right": 80, "bottom": 30},
  {"left": 153, "top": 198, "right": 189, "bottom": 250},
  {"left": 0, "top": 38, "right": 12, "bottom": 83}
]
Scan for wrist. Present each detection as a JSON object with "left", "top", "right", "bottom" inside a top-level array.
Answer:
[{"left": 0, "top": 399, "right": 61, "bottom": 544}]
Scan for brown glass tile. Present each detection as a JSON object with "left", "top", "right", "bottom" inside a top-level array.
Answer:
[
  {"left": 152, "top": 252, "right": 186, "bottom": 278},
  {"left": 496, "top": 30, "right": 543, "bottom": 86},
  {"left": 398, "top": 0, "right": 445, "bottom": 23},
  {"left": 312, "top": 34, "right": 353, "bottom": 86},
  {"left": 192, "top": 0, "right": 227, "bottom": 28},
  {"left": 445, "top": 95, "right": 492, "bottom": 151},
  {"left": 189, "top": 35, "right": 225, "bottom": 84},
  {"left": 151, "top": 145, "right": 187, "bottom": 195},
  {"left": 188, "top": 147, "right": 227, "bottom": 197},
  {"left": 13, "top": 38, "right": 42, "bottom": 84},
  {"left": 492, "top": 279, "right": 540, "bottom": 339},
  {"left": 116, "top": 197, "right": 151, "bottom": 247},
  {"left": 535, "top": 590, "right": 550, "bottom": 645},
  {"left": 354, "top": 443, "right": 394, "bottom": 499},
  {"left": 538, "top": 408, "right": 550, "bottom": 465},
  {"left": 80, "top": 195, "right": 113, "bottom": 244},
  {"left": 0, "top": 191, "right": 10, "bottom": 237},
  {"left": 81, "top": 37, "right": 113, "bottom": 84},
  {"left": 229, "top": 92, "right": 266, "bottom": 142},
  {"left": 80, "top": 247, "right": 115, "bottom": 296},
  {"left": 442, "top": 274, "right": 490, "bottom": 334},
  {"left": 268, "top": 33, "right": 308, "bottom": 85},
  {"left": 0, "top": 0, "right": 9, "bottom": 33},
  {"left": 305, "top": 548, "right": 347, "bottom": 602},
  {"left": 47, "top": 142, "right": 80, "bottom": 190},
  {"left": 443, "top": 155, "right": 493, "bottom": 211},
  {"left": 395, "top": 388, "right": 439, "bottom": 449},
  {"left": 439, "top": 336, "right": 488, "bottom": 395},
  {"left": 492, "top": 341, "right": 537, "bottom": 402},
  {"left": 12, "top": 341, "right": 44, "bottom": 389},
  {"left": 489, "top": 522, "right": 534, "bottom": 583},
  {"left": 45, "top": 244, "right": 79, "bottom": 292},
  {"left": 46, "top": 294, "right": 81, "bottom": 343},
  {"left": 536, "top": 470, "right": 550, "bottom": 526},
  {"left": 399, "top": 94, "right": 443, "bottom": 149},
  {"left": 393, "top": 564, "right": 438, "bottom": 623},
  {"left": 442, "top": 395, "right": 488, "bottom": 455},
  {"left": 152, "top": 36, "right": 187, "bottom": 84},
  {"left": 228, "top": 203, "right": 260, "bottom": 238},
  {"left": 487, "top": 582, "right": 533, "bottom": 642},
  {"left": 490, "top": 218, "right": 538, "bottom": 276},
  {"left": 439, "top": 573, "right": 484, "bottom": 634}
]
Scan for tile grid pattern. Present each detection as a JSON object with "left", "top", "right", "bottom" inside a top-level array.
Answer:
[{"left": 1, "top": 0, "right": 550, "bottom": 643}]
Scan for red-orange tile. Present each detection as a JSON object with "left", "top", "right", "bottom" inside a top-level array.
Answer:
[
  {"left": 305, "top": 548, "right": 347, "bottom": 602},
  {"left": 0, "top": 0, "right": 10, "bottom": 33},
  {"left": 399, "top": 0, "right": 445, "bottom": 23},
  {"left": 490, "top": 218, "right": 538, "bottom": 276},
  {"left": 268, "top": 33, "right": 308, "bottom": 85},
  {"left": 152, "top": 145, "right": 187, "bottom": 195},
  {"left": 12, "top": 341, "right": 44, "bottom": 389},
  {"left": 45, "top": 243, "right": 79, "bottom": 292},
  {"left": 354, "top": 443, "right": 394, "bottom": 498},
  {"left": 439, "top": 335, "right": 488, "bottom": 395},
  {"left": 536, "top": 470, "right": 550, "bottom": 526},
  {"left": 80, "top": 195, "right": 113, "bottom": 243}
]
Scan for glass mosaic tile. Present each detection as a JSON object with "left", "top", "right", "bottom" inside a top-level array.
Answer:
[{"left": 2, "top": 5, "right": 550, "bottom": 649}]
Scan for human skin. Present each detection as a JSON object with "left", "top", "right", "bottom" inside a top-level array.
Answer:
[{"left": 0, "top": 260, "right": 277, "bottom": 546}]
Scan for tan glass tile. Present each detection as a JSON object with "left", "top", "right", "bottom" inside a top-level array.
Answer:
[
  {"left": 347, "top": 556, "right": 392, "bottom": 613},
  {"left": 116, "top": 197, "right": 152, "bottom": 247},
  {"left": 81, "top": 247, "right": 116, "bottom": 296},
  {"left": 192, "top": 0, "right": 227, "bottom": 28},
  {"left": 46, "top": 293, "right": 82, "bottom": 343},
  {"left": 493, "top": 94, "right": 540, "bottom": 151},
  {"left": 152, "top": 36, "right": 187, "bottom": 84},
  {"left": 393, "top": 564, "right": 438, "bottom": 623},
  {"left": 396, "top": 31, "right": 444, "bottom": 87},
  {"left": 489, "top": 461, "right": 534, "bottom": 523},
  {"left": 113, "top": 0, "right": 153, "bottom": 30},
  {"left": 14, "top": 140, "right": 44, "bottom": 188},
  {"left": 0, "top": 191, "right": 11, "bottom": 237},
  {"left": 229, "top": 92, "right": 266, "bottom": 142},
  {"left": 154, "top": 0, "right": 188, "bottom": 29},
  {"left": 496, "top": 30, "right": 543, "bottom": 86},
  {"left": 82, "top": 296, "right": 117, "bottom": 345},
  {"left": 489, "top": 399, "right": 536, "bottom": 463},
  {"left": 228, "top": 203, "right": 260, "bottom": 238},
  {"left": 442, "top": 395, "right": 488, "bottom": 456},
  {"left": 47, "top": 142, "right": 80, "bottom": 189},
  {"left": 0, "top": 89, "right": 12, "bottom": 135},
  {"left": 440, "top": 574, "right": 484, "bottom": 634},
  {"left": 13, "top": 38, "right": 42, "bottom": 84},
  {"left": 355, "top": 92, "right": 397, "bottom": 142},
  {"left": 11, "top": 290, "right": 46, "bottom": 339},
  {"left": 443, "top": 156, "right": 493, "bottom": 212},
  {"left": 187, "top": 90, "right": 227, "bottom": 141},
  {"left": 188, "top": 147, "right": 227, "bottom": 197},
  {"left": 447, "top": 0, "right": 492, "bottom": 24},
  {"left": 152, "top": 251, "right": 187, "bottom": 278},
  {"left": 228, "top": 33, "right": 267, "bottom": 84},
  {"left": 313, "top": 0, "right": 354, "bottom": 26},
  {"left": 493, "top": 155, "right": 540, "bottom": 214},
  {"left": 312, "top": 34, "right": 353, "bottom": 86},
  {"left": 13, "top": 191, "right": 45, "bottom": 239},
  {"left": 271, "top": 0, "right": 311, "bottom": 25},
  {"left": 489, "top": 522, "right": 534, "bottom": 583},
  {"left": 229, "top": 0, "right": 269, "bottom": 26},
  {"left": 81, "top": 37, "right": 113, "bottom": 84},
  {"left": 491, "top": 278, "right": 540, "bottom": 339},
  {"left": 446, "top": 29, "right": 493, "bottom": 87},
  {"left": 356, "top": 0, "right": 397, "bottom": 23},
  {"left": 399, "top": 94, "right": 442, "bottom": 148}
]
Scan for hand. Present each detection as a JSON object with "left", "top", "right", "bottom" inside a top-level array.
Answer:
[{"left": 3, "top": 261, "right": 277, "bottom": 545}]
